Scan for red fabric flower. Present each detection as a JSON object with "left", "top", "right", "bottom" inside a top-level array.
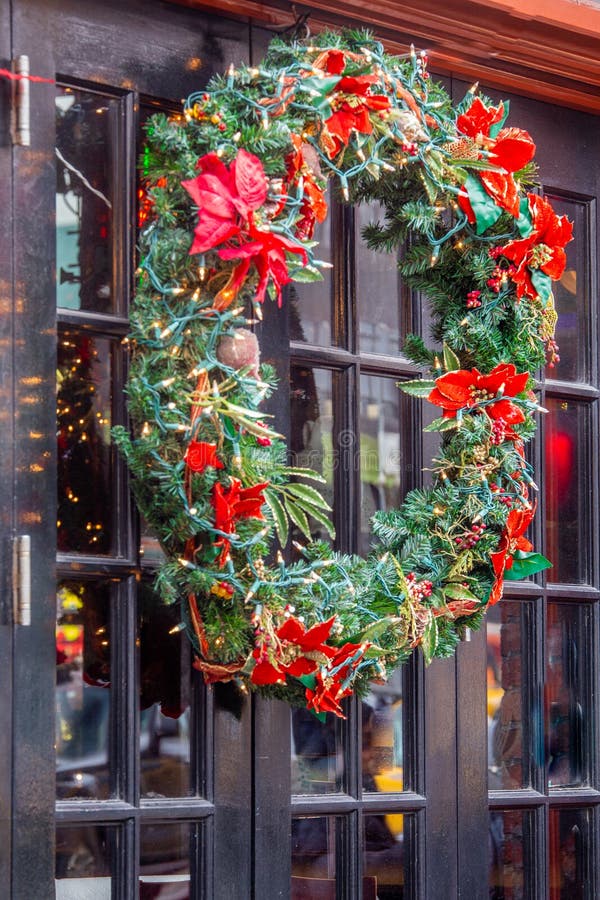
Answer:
[
  {"left": 312, "top": 49, "right": 390, "bottom": 159},
  {"left": 305, "top": 642, "right": 365, "bottom": 718},
  {"left": 181, "top": 149, "right": 307, "bottom": 308},
  {"left": 184, "top": 440, "right": 224, "bottom": 472},
  {"left": 428, "top": 362, "right": 529, "bottom": 424},
  {"left": 498, "top": 194, "right": 574, "bottom": 300},
  {"left": 212, "top": 478, "right": 269, "bottom": 565},
  {"left": 489, "top": 506, "right": 535, "bottom": 605},
  {"left": 286, "top": 134, "right": 328, "bottom": 240},
  {"left": 251, "top": 616, "right": 337, "bottom": 686},
  {"left": 456, "top": 98, "right": 535, "bottom": 220}
]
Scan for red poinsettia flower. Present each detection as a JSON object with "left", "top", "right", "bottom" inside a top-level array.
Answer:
[
  {"left": 181, "top": 149, "right": 307, "bottom": 308},
  {"left": 498, "top": 193, "right": 574, "bottom": 300},
  {"left": 212, "top": 478, "right": 269, "bottom": 565},
  {"left": 251, "top": 615, "right": 337, "bottom": 686},
  {"left": 312, "top": 48, "right": 390, "bottom": 159},
  {"left": 184, "top": 440, "right": 224, "bottom": 473},
  {"left": 286, "top": 134, "right": 328, "bottom": 240},
  {"left": 305, "top": 642, "right": 365, "bottom": 718},
  {"left": 456, "top": 97, "right": 535, "bottom": 221},
  {"left": 489, "top": 506, "right": 535, "bottom": 604},
  {"left": 428, "top": 362, "right": 529, "bottom": 424},
  {"left": 323, "top": 74, "right": 390, "bottom": 159}
]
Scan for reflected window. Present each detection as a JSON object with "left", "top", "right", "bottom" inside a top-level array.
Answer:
[
  {"left": 56, "top": 580, "right": 112, "bottom": 801},
  {"left": 55, "top": 825, "right": 116, "bottom": 896},
  {"left": 57, "top": 329, "right": 113, "bottom": 555},
  {"left": 362, "top": 671, "right": 404, "bottom": 794},
  {"left": 140, "top": 822, "right": 193, "bottom": 898},
  {"left": 56, "top": 86, "right": 117, "bottom": 313},
  {"left": 357, "top": 202, "right": 402, "bottom": 355}
]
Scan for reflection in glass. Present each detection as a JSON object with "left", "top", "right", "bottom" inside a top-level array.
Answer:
[
  {"left": 356, "top": 202, "right": 402, "bottom": 355},
  {"left": 290, "top": 366, "right": 334, "bottom": 541},
  {"left": 291, "top": 816, "right": 338, "bottom": 896},
  {"left": 359, "top": 375, "right": 403, "bottom": 555},
  {"left": 57, "top": 329, "right": 113, "bottom": 554},
  {"left": 544, "top": 398, "right": 589, "bottom": 584},
  {"left": 487, "top": 602, "right": 531, "bottom": 790},
  {"left": 289, "top": 200, "right": 334, "bottom": 347},
  {"left": 546, "top": 603, "right": 591, "bottom": 788},
  {"left": 56, "top": 580, "right": 111, "bottom": 800},
  {"left": 291, "top": 710, "right": 344, "bottom": 794},
  {"left": 362, "top": 670, "right": 404, "bottom": 793},
  {"left": 55, "top": 825, "right": 115, "bottom": 896},
  {"left": 544, "top": 195, "right": 589, "bottom": 383},
  {"left": 549, "top": 808, "right": 590, "bottom": 900},
  {"left": 489, "top": 809, "right": 531, "bottom": 899},
  {"left": 140, "top": 822, "right": 192, "bottom": 899},
  {"left": 56, "top": 86, "right": 116, "bottom": 313},
  {"left": 139, "top": 582, "right": 192, "bottom": 798},
  {"left": 363, "top": 813, "right": 408, "bottom": 900}
]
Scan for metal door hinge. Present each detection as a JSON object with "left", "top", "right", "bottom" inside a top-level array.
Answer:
[
  {"left": 12, "top": 535, "right": 31, "bottom": 626},
  {"left": 11, "top": 55, "right": 31, "bottom": 147}
]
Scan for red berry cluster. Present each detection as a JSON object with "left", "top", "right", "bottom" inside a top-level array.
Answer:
[
  {"left": 546, "top": 337, "right": 560, "bottom": 368},
  {"left": 402, "top": 141, "right": 419, "bottom": 156},
  {"left": 255, "top": 421, "right": 272, "bottom": 447},
  {"left": 490, "top": 483, "right": 513, "bottom": 506},
  {"left": 487, "top": 248, "right": 517, "bottom": 293},
  {"left": 454, "top": 521, "right": 487, "bottom": 550},
  {"left": 490, "top": 417, "right": 508, "bottom": 445},
  {"left": 406, "top": 571, "right": 433, "bottom": 599},
  {"left": 466, "top": 289, "right": 482, "bottom": 309}
]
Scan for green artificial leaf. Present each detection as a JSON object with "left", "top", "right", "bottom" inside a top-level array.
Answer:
[
  {"left": 298, "top": 674, "right": 326, "bottom": 722},
  {"left": 264, "top": 488, "right": 288, "bottom": 548},
  {"left": 291, "top": 265, "right": 325, "bottom": 284},
  {"left": 300, "top": 75, "right": 340, "bottom": 98},
  {"left": 516, "top": 195, "right": 533, "bottom": 237},
  {"left": 463, "top": 173, "right": 502, "bottom": 235},
  {"left": 423, "top": 416, "right": 459, "bottom": 433},
  {"left": 451, "top": 158, "right": 504, "bottom": 172},
  {"left": 285, "top": 482, "right": 332, "bottom": 510},
  {"left": 530, "top": 269, "right": 553, "bottom": 306},
  {"left": 398, "top": 378, "right": 437, "bottom": 397},
  {"left": 504, "top": 551, "right": 552, "bottom": 580},
  {"left": 279, "top": 466, "right": 326, "bottom": 483},
  {"left": 421, "top": 615, "right": 438, "bottom": 665},
  {"left": 444, "top": 583, "right": 480, "bottom": 602},
  {"left": 297, "top": 502, "right": 335, "bottom": 539},
  {"left": 489, "top": 99, "right": 509, "bottom": 138},
  {"left": 443, "top": 342, "right": 461, "bottom": 372},
  {"left": 359, "top": 616, "right": 404, "bottom": 643},
  {"left": 285, "top": 500, "right": 312, "bottom": 540}
]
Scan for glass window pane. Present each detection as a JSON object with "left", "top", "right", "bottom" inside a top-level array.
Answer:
[
  {"left": 56, "top": 580, "right": 111, "bottom": 800},
  {"left": 359, "top": 375, "right": 404, "bottom": 556},
  {"left": 362, "top": 669, "right": 405, "bottom": 793},
  {"left": 57, "top": 329, "right": 114, "bottom": 555},
  {"left": 544, "top": 398, "right": 591, "bottom": 585},
  {"left": 291, "top": 816, "right": 339, "bottom": 894},
  {"left": 489, "top": 809, "right": 533, "bottom": 899},
  {"left": 291, "top": 710, "right": 344, "bottom": 794},
  {"left": 356, "top": 202, "right": 402, "bottom": 355},
  {"left": 363, "top": 812, "right": 411, "bottom": 899},
  {"left": 55, "top": 825, "right": 117, "bottom": 897},
  {"left": 139, "top": 582, "right": 192, "bottom": 798},
  {"left": 289, "top": 201, "right": 334, "bottom": 347},
  {"left": 488, "top": 601, "right": 534, "bottom": 790},
  {"left": 290, "top": 366, "right": 334, "bottom": 541},
  {"left": 140, "top": 822, "right": 193, "bottom": 898},
  {"left": 549, "top": 808, "right": 592, "bottom": 899},
  {"left": 546, "top": 603, "right": 592, "bottom": 788},
  {"left": 544, "top": 194, "right": 591, "bottom": 384},
  {"left": 56, "top": 86, "right": 117, "bottom": 313}
]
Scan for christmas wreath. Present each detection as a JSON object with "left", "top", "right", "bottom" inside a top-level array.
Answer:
[{"left": 113, "top": 31, "right": 572, "bottom": 718}]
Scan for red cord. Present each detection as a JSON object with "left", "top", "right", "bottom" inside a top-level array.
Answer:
[{"left": 0, "top": 67, "right": 55, "bottom": 84}]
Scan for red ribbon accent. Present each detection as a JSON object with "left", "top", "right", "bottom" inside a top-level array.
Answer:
[{"left": 0, "top": 67, "right": 55, "bottom": 84}]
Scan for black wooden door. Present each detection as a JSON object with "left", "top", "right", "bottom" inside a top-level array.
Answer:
[{"left": 3, "top": 1, "right": 600, "bottom": 898}]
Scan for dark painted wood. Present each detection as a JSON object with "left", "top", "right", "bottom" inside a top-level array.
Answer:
[{"left": 0, "top": 0, "right": 14, "bottom": 891}]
